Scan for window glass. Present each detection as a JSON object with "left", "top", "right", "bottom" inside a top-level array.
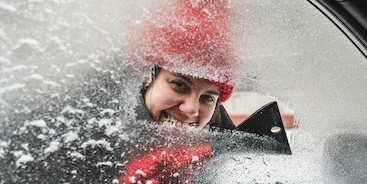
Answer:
[
  {"left": 217, "top": 0, "right": 367, "bottom": 183},
  {"left": 1, "top": 0, "right": 367, "bottom": 183}
]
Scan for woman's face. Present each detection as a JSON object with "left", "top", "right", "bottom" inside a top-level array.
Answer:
[{"left": 144, "top": 69, "right": 220, "bottom": 129}]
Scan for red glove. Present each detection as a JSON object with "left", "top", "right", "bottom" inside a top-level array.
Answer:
[{"left": 121, "top": 143, "right": 212, "bottom": 184}]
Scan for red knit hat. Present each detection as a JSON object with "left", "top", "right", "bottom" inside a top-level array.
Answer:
[{"left": 132, "top": 0, "right": 239, "bottom": 104}]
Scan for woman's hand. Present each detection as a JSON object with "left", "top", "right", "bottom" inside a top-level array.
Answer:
[{"left": 121, "top": 144, "right": 212, "bottom": 184}]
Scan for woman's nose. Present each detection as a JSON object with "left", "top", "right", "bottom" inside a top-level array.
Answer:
[{"left": 179, "top": 97, "right": 199, "bottom": 117}]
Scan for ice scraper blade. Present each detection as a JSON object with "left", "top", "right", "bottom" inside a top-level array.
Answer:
[{"left": 236, "top": 101, "right": 291, "bottom": 154}]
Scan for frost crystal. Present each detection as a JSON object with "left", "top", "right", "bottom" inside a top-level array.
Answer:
[
  {"left": 16, "top": 154, "right": 34, "bottom": 167},
  {"left": 69, "top": 151, "right": 85, "bottom": 159},
  {"left": 192, "top": 155, "right": 199, "bottom": 162},
  {"left": 173, "top": 172, "right": 180, "bottom": 177},
  {"left": 129, "top": 176, "right": 137, "bottom": 183},
  {"left": 44, "top": 141, "right": 61, "bottom": 154},
  {"left": 62, "top": 131, "right": 79, "bottom": 143},
  {"left": 81, "top": 139, "right": 113, "bottom": 151},
  {"left": 96, "top": 161, "right": 113, "bottom": 167},
  {"left": 135, "top": 169, "right": 147, "bottom": 176},
  {"left": 25, "top": 119, "right": 47, "bottom": 128}
]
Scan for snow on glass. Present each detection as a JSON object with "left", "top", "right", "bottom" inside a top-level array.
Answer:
[
  {"left": 2, "top": 0, "right": 367, "bottom": 183},
  {"left": 0, "top": 0, "right": 261, "bottom": 183}
]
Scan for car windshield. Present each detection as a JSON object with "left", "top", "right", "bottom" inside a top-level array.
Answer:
[{"left": 1, "top": 0, "right": 366, "bottom": 183}]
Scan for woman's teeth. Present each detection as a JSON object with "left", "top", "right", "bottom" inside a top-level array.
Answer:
[
  {"left": 164, "top": 115, "right": 184, "bottom": 126},
  {"left": 163, "top": 114, "right": 195, "bottom": 127}
]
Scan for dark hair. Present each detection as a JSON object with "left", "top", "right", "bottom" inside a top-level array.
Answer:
[
  {"left": 141, "top": 65, "right": 161, "bottom": 96},
  {"left": 208, "top": 105, "right": 221, "bottom": 127}
]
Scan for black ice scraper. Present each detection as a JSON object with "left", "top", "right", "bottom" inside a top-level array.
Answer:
[{"left": 219, "top": 101, "right": 292, "bottom": 154}]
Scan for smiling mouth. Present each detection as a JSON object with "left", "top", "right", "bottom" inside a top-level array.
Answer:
[{"left": 161, "top": 111, "right": 196, "bottom": 127}]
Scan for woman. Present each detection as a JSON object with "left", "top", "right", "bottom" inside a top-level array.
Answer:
[
  {"left": 121, "top": 0, "right": 241, "bottom": 183},
  {"left": 133, "top": 0, "right": 240, "bottom": 128}
]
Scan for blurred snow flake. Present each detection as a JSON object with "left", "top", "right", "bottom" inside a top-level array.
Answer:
[
  {"left": 62, "top": 131, "right": 79, "bottom": 143},
  {"left": 15, "top": 38, "right": 45, "bottom": 52},
  {"left": 105, "top": 126, "right": 120, "bottom": 137},
  {"left": 0, "top": 56, "right": 11, "bottom": 65},
  {"left": 0, "top": 2, "right": 17, "bottom": 12},
  {"left": 0, "top": 141, "right": 9, "bottom": 158},
  {"left": 81, "top": 139, "right": 113, "bottom": 151},
  {"left": 0, "top": 83, "right": 25, "bottom": 94},
  {"left": 96, "top": 161, "right": 113, "bottom": 167},
  {"left": 28, "top": 74, "right": 44, "bottom": 80},
  {"left": 16, "top": 154, "right": 34, "bottom": 167},
  {"left": 43, "top": 80, "right": 61, "bottom": 87},
  {"left": 25, "top": 119, "right": 48, "bottom": 128},
  {"left": 98, "top": 118, "right": 113, "bottom": 128},
  {"left": 44, "top": 140, "right": 61, "bottom": 154},
  {"left": 37, "top": 134, "right": 47, "bottom": 140},
  {"left": 68, "top": 151, "right": 85, "bottom": 159}
]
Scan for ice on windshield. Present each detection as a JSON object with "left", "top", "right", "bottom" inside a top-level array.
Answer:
[
  {"left": 1, "top": 0, "right": 367, "bottom": 183},
  {"left": 0, "top": 0, "right": 279, "bottom": 183}
]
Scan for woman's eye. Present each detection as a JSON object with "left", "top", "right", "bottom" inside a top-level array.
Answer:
[
  {"left": 171, "top": 80, "right": 189, "bottom": 93},
  {"left": 201, "top": 94, "right": 216, "bottom": 103}
]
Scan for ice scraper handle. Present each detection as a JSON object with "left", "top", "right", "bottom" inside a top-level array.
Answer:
[{"left": 121, "top": 144, "right": 212, "bottom": 184}]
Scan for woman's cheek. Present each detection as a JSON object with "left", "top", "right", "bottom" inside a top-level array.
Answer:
[{"left": 198, "top": 109, "right": 214, "bottom": 128}]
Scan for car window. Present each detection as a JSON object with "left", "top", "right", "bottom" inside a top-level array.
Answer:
[
  {"left": 1, "top": 0, "right": 367, "bottom": 183},
  {"left": 213, "top": 0, "right": 367, "bottom": 183}
]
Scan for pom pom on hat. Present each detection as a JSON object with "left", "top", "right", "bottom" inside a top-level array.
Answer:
[{"left": 131, "top": 0, "right": 239, "bottom": 103}]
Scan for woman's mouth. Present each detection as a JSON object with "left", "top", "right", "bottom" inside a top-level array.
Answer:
[{"left": 161, "top": 111, "right": 196, "bottom": 127}]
